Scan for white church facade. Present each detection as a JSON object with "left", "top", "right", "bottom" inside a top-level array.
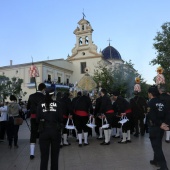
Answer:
[{"left": 0, "top": 17, "right": 124, "bottom": 101}]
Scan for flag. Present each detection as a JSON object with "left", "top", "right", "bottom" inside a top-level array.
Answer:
[{"left": 29, "top": 64, "right": 39, "bottom": 77}]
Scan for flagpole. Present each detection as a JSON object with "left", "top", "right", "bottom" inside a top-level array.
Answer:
[
  {"left": 34, "top": 77, "right": 37, "bottom": 92},
  {"left": 30, "top": 56, "right": 39, "bottom": 92}
]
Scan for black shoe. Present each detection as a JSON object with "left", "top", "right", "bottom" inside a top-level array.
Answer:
[
  {"left": 30, "top": 155, "right": 35, "bottom": 160},
  {"left": 84, "top": 143, "right": 89, "bottom": 146},
  {"left": 100, "top": 141, "right": 110, "bottom": 145},
  {"left": 165, "top": 140, "right": 170, "bottom": 143},
  {"left": 126, "top": 140, "right": 131, "bottom": 143},
  {"left": 113, "top": 136, "right": 120, "bottom": 138},
  {"left": 118, "top": 140, "right": 127, "bottom": 144},
  {"left": 97, "top": 137, "right": 103, "bottom": 140},
  {"left": 134, "top": 133, "right": 139, "bottom": 137},
  {"left": 150, "top": 160, "right": 160, "bottom": 167},
  {"left": 79, "top": 144, "right": 82, "bottom": 147}
]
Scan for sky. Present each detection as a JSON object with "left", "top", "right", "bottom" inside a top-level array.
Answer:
[{"left": 0, "top": 0, "right": 170, "bottom": 84}]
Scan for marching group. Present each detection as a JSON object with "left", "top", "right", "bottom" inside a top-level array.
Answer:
[{"left": 0, "top": 83, "right": 170, "bottom": 170}]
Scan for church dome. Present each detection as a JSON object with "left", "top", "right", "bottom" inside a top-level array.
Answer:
[{"left": 102, "top": 45, "right": 122, "bottom": 60}]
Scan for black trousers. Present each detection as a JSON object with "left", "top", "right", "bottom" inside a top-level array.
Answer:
[
  {"left": 74, "top": 115, "right": 89, "bottom": 133},
  {"left": 0, "top": 121, "right": 7, "bottom": 140},
  {"left": 63, "top": 118, "right": 69, "bottom": 134},
  {"left": 121, "top": 115, "right": 131, "bottom": 133},
  {"left": 149, "top": 127, "right": 168, "bottom": 170},
  {"left": 105, "top": 113, "right": 114, "bottom": 129},
  {"left": 7, "top": 117, "right": 19, "bottom": 146},
  {"left": 30, "top": 118, "right": 39, "bottom": 143},
  {"left": 134, "top": 117, "right": 144, "bottom": 135},
  {"left": 95, "top": 117, "right": 102, "bottom": 135},
  {"left": 39, "top": 127, "right": 61, "bottom": 170}
]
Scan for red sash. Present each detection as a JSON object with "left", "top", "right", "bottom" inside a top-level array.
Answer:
[
  {"left": 31, "top": 114, "right": 36, "bottom": 118},
  {"left": 106, "top": 109, "right": 114, "bottom": 114},
  {"left": 75, "top": 110, "right": 88, "bottom": 116}
]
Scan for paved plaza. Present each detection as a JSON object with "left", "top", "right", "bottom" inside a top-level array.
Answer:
[{"left": 0, "top": 119, "right": 170, "bottom": 170}]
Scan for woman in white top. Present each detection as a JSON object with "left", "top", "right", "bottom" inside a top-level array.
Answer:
[{"left": 0, "top": 102, "right": 8, "bottom": 142}]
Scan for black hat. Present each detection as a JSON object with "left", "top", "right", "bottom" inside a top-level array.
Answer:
[
  {"left": 112, "top": 90, "right": 120, "bottom": 96},
  {"left": 148, "top": 85, "right": 159, "bottom": 96},
  {"left": 45, "top": 87, "right": 55, "bottom": 95}
]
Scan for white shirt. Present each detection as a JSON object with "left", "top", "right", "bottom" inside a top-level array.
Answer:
[{"left": 0, "top": 106, "right": 8, "bottom": 121}]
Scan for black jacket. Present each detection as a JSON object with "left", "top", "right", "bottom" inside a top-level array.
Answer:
[
  {"left": 36, "top": 99, "right": 63, "bottom": 127},
  {"left": 72, "top": 95, "right": 93, "bottom": 115},
  {"left": 130, "top": 96, "right": 147, "bottom": 118},
  {"left": 27, "top": 91, "right": 45, "bottom": 114},
  {"left": 147, "top": 97, "right": 166, "bottom": 127},
  {"left": 99, "top": 95, "right": 113, "bottom": 114},
  {"left": 94, "top": 96, "right": 102, "bottom": 116},
  {"left": 60, "top": 96, "right": 72, "bottom": 116},
  {"left": 159, "top": 93, "right": 170, "bottom": 126},
  {"left": 113, "top": 96, "right": 131, "bottom": 116}
]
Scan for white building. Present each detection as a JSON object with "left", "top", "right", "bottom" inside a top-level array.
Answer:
[{"left": 0, "top": 17, "right": 124, "bottom": 101}]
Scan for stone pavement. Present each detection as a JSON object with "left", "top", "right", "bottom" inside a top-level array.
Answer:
[{"left": 0, "top": 119, "right": 170, "bottom": 170}]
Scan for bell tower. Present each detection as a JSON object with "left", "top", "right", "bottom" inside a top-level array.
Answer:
[
  {"left": 67, "top": 16, "right": 101, "bottom": 59},
  {"left": 67, "top": 16, "right": 102, "bottom": 84}
]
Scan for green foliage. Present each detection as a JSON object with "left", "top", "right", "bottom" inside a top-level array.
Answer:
[
  {"left": 0, "top": 76, "right": 27, "bottom": 101},
  {"left": 93, "top": 60, "right": 149, "bottom": 98},
  {"left": 150, "top": 22, "right": 170, "bottom": 88},
  {"left": 93, "top": 63, "right": 114, "bottom": 93}
]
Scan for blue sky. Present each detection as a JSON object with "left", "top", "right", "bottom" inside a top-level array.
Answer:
[{"left": 0, "top": 0, "right": 170, "bottom": 84}]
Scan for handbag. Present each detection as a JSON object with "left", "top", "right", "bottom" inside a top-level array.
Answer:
[
  {"left": 118, "top": 116, "right": 129, "bottom": 126},
  {"left": 14, "top": 117, "right": 23, "bottom": 125},
  {"left": 86, "top": 117, "right": 96, "bottom": 128},
  {"left": 65, "top": 118, "right": 75, "bottom": 130},
  {"left": 101, "top": 117, "right": 109, "bottom": 129}
]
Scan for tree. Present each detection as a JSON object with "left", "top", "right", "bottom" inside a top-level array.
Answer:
[
  {"left": 93, "top": 63, "right": 114, "bottom": 93},
  {"left": 93, "top": 60, "right": 149, "bottom": 99},
  {"left": 150, "top": 22, "right": 170, "bottom": 88},
  {"left": 0, "top": 75, "right": 26, "bottom": 102}
]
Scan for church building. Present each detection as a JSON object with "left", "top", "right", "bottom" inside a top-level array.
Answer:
[{"left": 0, "top": 16, "right": 124, "bottom": 101}]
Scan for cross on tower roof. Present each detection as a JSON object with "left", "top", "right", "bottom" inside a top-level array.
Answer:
[
  {"left": 82, "top": 9, "right": 86, "bottom": 19},
  {"left": 107, "top": 38, "right": 112, "bottom": 46}
]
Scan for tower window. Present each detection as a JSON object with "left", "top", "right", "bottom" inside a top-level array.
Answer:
[
  {"left": 85, "top": 36, "right": 89, "bottom": 44},
  {"left": 80, "top": 62, "right": 86, "bottom": 74},
  {"left": 82, "top": 25, "right": 84, "bottom": 30},
  {"left": 79, "top": 37, "right": 82, "bottom": 45},
  {"left": 82, "top": 52, "right": 85, "bottom": 55}
]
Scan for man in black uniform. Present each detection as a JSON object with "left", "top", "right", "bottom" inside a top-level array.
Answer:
[
  {"left": 94, "top": 93, "right": 103, "bottom": 139},
  {"left": 27, "top": 83, "right": 46, "bottom": 159},
  {"left": 60, "top": 92, "right": 72, "bottom": 146},
  {"left": 37, "top": 87, "right": 63, "bottom": 170},
  {"left": 147, "top": 85, "right": 169, "bottom": 170},
  {"left": 72, "top": 90, "right": 93, "bottom": 146},
  {"left": 99, "top": 89, "right": 114, "bottom": 145},
  {"left": 130, "top": 91, "right": 147, "bottom": 137},
  {"left": 158, "top": 85, "right": 170, "bottom": 143},
  {"left": 112, "top": 91, "right": 132, "bottom": 143}
]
